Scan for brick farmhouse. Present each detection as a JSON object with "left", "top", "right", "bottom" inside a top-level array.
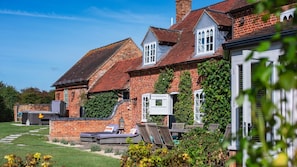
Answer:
[{"left": 49, "top": 0, "right": 297, "bottom": 163}]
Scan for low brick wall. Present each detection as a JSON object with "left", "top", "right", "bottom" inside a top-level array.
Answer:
[
  {"left": 49, "top": 100, "right": 138, "bottom": 141},
  {"left": 49, "top": 119, "right": 115, "bottom": 141},
  {"left": 14, "top": 104, "right": 51, "bottom": 122}
]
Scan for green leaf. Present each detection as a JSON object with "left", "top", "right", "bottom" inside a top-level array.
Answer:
[
  {"left": 278, "top": 71, "right": 296, "bottom": 90},
  {"left": 256, "top": 41, "right": 271, "bottom": 52}
]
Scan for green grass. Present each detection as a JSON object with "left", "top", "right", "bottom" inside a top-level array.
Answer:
[
  {"left": 0, "top": 122, "right": 120, "bottom": 167},
  {"left": 0, "top": 122, "right": 45, "bottom": 138}
]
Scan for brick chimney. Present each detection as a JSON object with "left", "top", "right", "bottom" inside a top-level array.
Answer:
[{"left": 176, "top": 0, "right": 192, "bottom": 23}]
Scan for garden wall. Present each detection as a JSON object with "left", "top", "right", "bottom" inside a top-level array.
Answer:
[
  {"left": 13, "top": 104, "right": 51, "bottom": 122},
  {"left": 49, "top": 100, "right": 134, "bottom": 141}
]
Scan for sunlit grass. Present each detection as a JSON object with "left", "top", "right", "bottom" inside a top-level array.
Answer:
[
  {"left": 0, "top": 122, "right": 120, "bottom": 167},
  {"left": 0, "top": 122, "right": 44, "bottom": 138}
]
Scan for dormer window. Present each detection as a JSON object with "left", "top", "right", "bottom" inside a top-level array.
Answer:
[
  {"left": 196, "top": 27, "right": 215, "bottom": 55},
  {"left": 280, "top": 8, "right": 295, "bottom": 22},
  {"left": 144, "top": 42, "right": 156, "bottom": 65}
]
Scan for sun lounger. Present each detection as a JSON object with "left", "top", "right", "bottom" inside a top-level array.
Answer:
[
  {"left": 95, "top": 127, "right": 141, "bottom": 144},
  {"left": 80, "top": 124, "right": 119, "bottom": 142},
  {"left": 96, "top": 133, "right": 142, "bottom": 144}
]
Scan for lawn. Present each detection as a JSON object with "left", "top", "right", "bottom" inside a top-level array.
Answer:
[{"left": 0, "top": 122, "right": 120, "bottom": 167}]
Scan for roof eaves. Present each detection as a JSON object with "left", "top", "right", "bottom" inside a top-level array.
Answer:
[{"left": 223, "top": 29, "right": 297, "bottom": 49}]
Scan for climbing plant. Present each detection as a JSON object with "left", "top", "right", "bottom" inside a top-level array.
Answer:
[
  {"left": 150, "top": 68, "right": 174, "bottom": 123},
  {"left": 154, "top": 68, "right": 174, "bottom": 94},
  {"left": 84, "top": 92, "right": 118, "bottom": 118},
  {"left": 197, "top": 59, "right": 231, "bottom": 131},
  {"left": 174, "top": 71, "right": 193, "bottom": 125}
]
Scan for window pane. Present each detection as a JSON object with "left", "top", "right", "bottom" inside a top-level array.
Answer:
[
  {"left": 194, "top": 90, "right": 205, "bottom": 123},
  {"left": 197, "top": 28, "right": 214, "bottom": 54},
  {"left": 144, "top": 43, "right": 156, "bottom": 64},
  {"left": 201, "top": 31, "right": 205, "bottom": 51}
]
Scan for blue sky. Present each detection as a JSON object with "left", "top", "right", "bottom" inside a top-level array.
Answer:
[{"left": 0, "top": 0, "right": 222, "bottom": 91}]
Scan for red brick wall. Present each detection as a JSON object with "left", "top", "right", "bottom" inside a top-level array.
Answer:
[
  {"left": 232, "top": 9, "right": 278, "bottom": 39},
  {"left": 49, "top": 100, "right": 131, "bottom": 141},
  {"left": 129, "top": 62, "right": 202, "bottom": 125},
  {"left": 14, "top": 104, "right": 51, "bottom": 122},
  {"left": 55, "top": 87, "right": 87, "bottom": 118},
  {"left": 129, "top": 69, "right": 159, "bottom": 124}
]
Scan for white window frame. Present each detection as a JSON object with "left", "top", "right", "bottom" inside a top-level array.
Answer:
[
  {"left": 230, "top": 50, "right": 280, "bottom": 151},
  {"left": 141, "top": 93, "right": 173, "bottom": 122},
  {"left": 143, "top": 42, "right": 157, "bottom": 65},
  {"left": 280, "top": 8, "right": 295, "bottom": 22},
  {"left": 194, "top": 89, "right": 205, "bottom": 123},
  {"left": 141, "top": 94, "right": 151, "bottom": 122},
  {"left": 149, "top": 94, "right": 172, "bottom": 115},
  {"left": 196, "top": 27, "right": 215, "bottom": 55}
]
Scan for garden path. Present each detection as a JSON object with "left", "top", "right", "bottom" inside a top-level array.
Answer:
[{"left": 0, "top": 125, "right": 47, "bottom": 144}]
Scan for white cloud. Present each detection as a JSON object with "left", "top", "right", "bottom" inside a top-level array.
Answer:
[
  {"left": 86, "top": 7, "right": 169, "bottom": 25},
  {"left": 0, "top": 9, "right": 90, "bottom": 21}
]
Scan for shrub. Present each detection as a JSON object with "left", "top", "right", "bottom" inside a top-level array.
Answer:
[
  {"left": 52, "top": 138, "right": 59, "bottom": 143},
  {"left": 114, "top": 149, "right": 121, "bottom": 155},
  {"left": 121, "top": 141, "right": 191, "bottom": 167},
  {"left": 1, "top": 153, "right": 53, "bottom": 167},
  {"left": 104, "top": 148, "right": 113, "bottom": 153},
  {"left": 177, "top": 128, "right": 229, "bottom": 166},
  {"left": 90, "top": 144, "right": 101, "bottom": 152},
  {"left": 60, "top": 139, "right": 68, "bottom": 145}
]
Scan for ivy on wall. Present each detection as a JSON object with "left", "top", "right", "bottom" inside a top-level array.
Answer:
[
  {"left": 151, "top": 68, "right": 174, "bottom": 124},
  {"left": 154, "top": 68, "right": 174, "bottom": 94},
  {"left": 83, "top": 92, "right": 118, "bottom": 118},
  {"left": 174, "top": 71, "right": 193, "bottom": 125},
  {"left": 197, "top": 59, "right": 231, "bottom": 131}
]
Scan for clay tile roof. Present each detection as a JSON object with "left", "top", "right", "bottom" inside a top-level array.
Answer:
[
  {"left": 206, "top": 10, "right": 232, "bottom": 26},
  {"left": 228, "top": 0, "right": 252, "bottom": 12},
  {"left": 150, "top": 26, "right": 181, "bottom": 45},
  {"left": 209, "top": 0, "right": 239, "bottom": 12},
  {"left": 53, "top": 38, "right": 131, "bottom": 87},
  {"left": 89, "top": 57, "right": 142, "bottom": 93},
  {"left": 130, "top": 0, "right": 237, "bottom": 72},
  {"left": 170, "top": 8, "right": 204, "bottom": 31}
]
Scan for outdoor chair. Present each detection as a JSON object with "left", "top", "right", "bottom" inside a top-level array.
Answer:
[
  {"left": 136, "top": 123, "right": 153, "bottom": 144},
  {"left": 158, "top": 125, "right": 176, "bottom": 149},
  {"left": 171, "top": 123, "right": 185, "bottom": 139},
  {"left": 171, "top": 123, "right": 185, "bottom": 129},
  {"left": 222, "top": 124, "right": 231, "bottom": 141},
  {"left": 146, "top": 124, "right": 164, "bottom": 148},
  {"left": 208, "top": 123, "right": 220, "bottom": 132},
  {"left": 185, "top": 123, "right": 204, "bottom": 129}
]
